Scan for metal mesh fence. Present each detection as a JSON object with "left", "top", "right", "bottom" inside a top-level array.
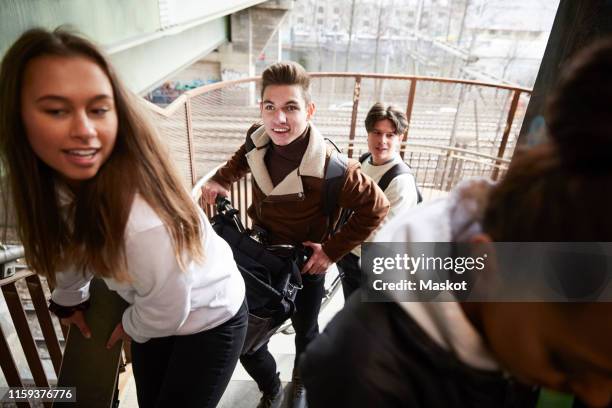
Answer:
[
  {"left": 149, "top": 74, "right": 528, "bottom": 189},
  {"left": 150, "top": 102, "right": 193, "bottom": 185},
  {"left": 188, "top": 83, "right": 260, "bottom": 178},
  {"left": 152, "top": 74, "right": 525, "bottom": 205}
]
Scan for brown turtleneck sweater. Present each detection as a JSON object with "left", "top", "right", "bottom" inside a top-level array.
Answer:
[{"left": 264, "top": 125, "right": 310, "bottom": 187}]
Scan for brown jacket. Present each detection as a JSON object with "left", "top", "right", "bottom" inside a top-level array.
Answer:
[{"left": 211, "top": 124, "right": 389, "bottom": 262}]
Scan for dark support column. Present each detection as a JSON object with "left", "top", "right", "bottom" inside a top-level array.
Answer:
[
  {"left": 517, "top": 0, "right": 612, "bottom": 147},
  {"left": 53, "top": 279, "right": 128, "bottom": 408}
]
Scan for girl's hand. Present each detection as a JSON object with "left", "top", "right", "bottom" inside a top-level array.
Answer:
[
  {"left": 106, "top": 322, "right": 132, "bottom": 349},
  {"left": 60, "top": 310, "right": 92, "bottom": 339}
]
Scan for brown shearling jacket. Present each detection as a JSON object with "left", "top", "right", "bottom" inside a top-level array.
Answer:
[{"left": 210, "top": 123, "right": 389, "bottom": 262}]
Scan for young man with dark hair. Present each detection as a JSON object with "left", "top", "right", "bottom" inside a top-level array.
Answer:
[
  {"left": 203, "top": 62, "right": 389, "bottom": 408},
  {"left": 337, "top": 102, "right": 420, "bottom": 299}
]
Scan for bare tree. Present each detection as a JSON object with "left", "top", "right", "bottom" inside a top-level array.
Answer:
[{"left": 344, "top": 0, "right": 357, "bottom": 72}]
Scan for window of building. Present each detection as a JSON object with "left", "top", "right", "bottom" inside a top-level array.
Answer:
[
  {"left": 317, "top": 18, "right": 324, "bottom": 25},
  {"left": 318, "top": 6, "right": 324, "bottom": 13}
]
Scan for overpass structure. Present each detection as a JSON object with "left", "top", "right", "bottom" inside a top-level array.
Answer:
[{"left": 0, "top": 0, "right": 293, "bottom": 94}]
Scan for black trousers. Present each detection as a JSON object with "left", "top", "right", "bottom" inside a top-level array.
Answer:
[
  {"left": 240, "top": 273, "right": 325, "bottom": 394},
  {"left": 337, "top": 253, "right": 361, "bottom": 300},
  {"left": 131, "top": 301, "right": 248, "bottom": 408}
]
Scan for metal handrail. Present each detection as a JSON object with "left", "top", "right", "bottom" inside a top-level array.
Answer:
[
  {"left": 143, "top": 72, "right": 532, "bottom": 118},
  {"left": 0, "top": 268, "right": 64, "bottom": 397},
  {"left": 143, "top": 72, "right": 530, "bottom": 190},
  {"left": 0, "top": 245, "right": 24, "bottom": 265},
  {"left": 341, "top": 140, "right": 512, "bottom": 163}
]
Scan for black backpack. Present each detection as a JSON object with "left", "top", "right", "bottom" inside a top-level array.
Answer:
[
  {"left": 331, "top": 153, "right": 423, "bottom": 234},
  {"left": 211, "top": 197, "right": 305, "bottom": 355},
  {"left": 358, "top": 152, "right": 423, "bottom": 203}
]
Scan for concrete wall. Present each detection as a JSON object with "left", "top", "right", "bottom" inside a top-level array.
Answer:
[
  {"left": 0, "top": 0, "right": 268, "bottom": 94},
  {"left": 110, "top": 17, "right": 229, "bottom": 93},
  {"left": 0, "top": 0, "right": 160, "bottom": 55},
  {"left": 166, "top": 0, "right": 265, "bottom": 26}
]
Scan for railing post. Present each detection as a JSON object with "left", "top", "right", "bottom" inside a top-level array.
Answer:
[
  {"left": 0, "top": 324, "right": 24, "bottom": 385},
  {"left": 2, "top": 282, "right": 49, "bottom": 388},
  {"left": 401, "top": 79, "right": 418, "bottom": 159},
  {"left": 0, "top": 325, "right": 30, "bottom": 408},
  {"left": 26, "top": 274, "right": 63, "bottom": 375},
  {"left": 185, "top": 98, "right": 197, "bottom": 187},
  {"left": 492, "top": 90, "right": 521, "bottom": 180},
  {"left": 347, "top": 76, "right": 362, "bottom": 158}
]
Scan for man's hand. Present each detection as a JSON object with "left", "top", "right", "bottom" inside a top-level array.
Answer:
[
  {"left": 202, "top": 180, "right": 230, "bottom": 204},
  {"left": 301, "top": 241, "right": 332, "bottom": 275},
  {"left": 60, "top": 310, "right": 91, "bottom": 339},
  {"left": 106, "top": 322, "right": 132, "bottom": 349}
]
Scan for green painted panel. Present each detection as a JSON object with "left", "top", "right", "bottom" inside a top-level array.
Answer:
[{"left": 0, "top": 0, "right": 161, "bottom": 56}]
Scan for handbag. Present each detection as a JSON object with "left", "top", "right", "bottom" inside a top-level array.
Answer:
[{"left": 211, "top": 197, "right": 306, "bottom": 354}]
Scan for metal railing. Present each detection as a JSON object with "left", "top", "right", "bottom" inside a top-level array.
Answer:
[
  {"left": 191, "top": 140, "right": 510, "bottom": 229},
  {"left": 0, "top": 249, "right": 129, "bottom": 408},
  {"left": 144, "top": 72, "right": 530, "bottom": 189},
  {"left": 0, "top": 249, "right": 64, "bottom": 408}
]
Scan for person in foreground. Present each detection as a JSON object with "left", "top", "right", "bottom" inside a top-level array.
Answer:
[
  {"left": 202, "top": 61, "right": 389, "bottom": 408},
  {"left": 299, "top": 39, "right": 612, "bottom": 408},
  {"left": 0, "top": 28, "right": 247, "bottom": 408}
]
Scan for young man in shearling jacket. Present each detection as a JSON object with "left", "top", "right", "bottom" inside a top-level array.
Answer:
[{"left": 202, "top": 61, "right": 389, "bottom": 408}]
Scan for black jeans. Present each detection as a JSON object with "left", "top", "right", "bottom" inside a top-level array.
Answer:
[
  {"left": 240, "top": 273, "right": 325, "bottom": 394},
  {"left": 337, "top": 253, "right": 361, "bottom": 300},
  {"left": 131, "top": 300, "right": 248, "bottom": 408}
]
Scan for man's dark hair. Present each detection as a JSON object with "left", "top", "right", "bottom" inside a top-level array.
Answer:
[
  {"left": 261, "top": 61, "right": 311, "bottom": 104},
  {"left": 364, "top": 103, "right": 408, "bottom": 135}
]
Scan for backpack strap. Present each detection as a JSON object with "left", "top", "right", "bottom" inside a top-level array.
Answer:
[
  {"left": 245, "top": 123, "right": 263, "bottom": 153},
  {"left": 245, "top": 133, "right": 256, "bottom": 152},
  {"left": 378, "top": 162, "right": 412, "bottom": 191},
  {"left": 325, "top": 137, "right": 342, "bottom": 154},
  {"left": 359, "top": 152, "right": 371, "bottom": 163},
  {"left": 378, "top": 162, "right": 423, "bottom": 203},
  {"left": 363, "top": 157, "right": 424, "bottom": 203},
  {"left": 323, "top": 150, "right": 350, "bottom": 236},
  {"left": 323, "top": 150, "right": 349, "bottom": 218}
]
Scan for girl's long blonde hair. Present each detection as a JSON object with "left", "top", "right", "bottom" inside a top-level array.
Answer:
[{"left": 0, "top": 28, "right": 204, "bottom": 284}]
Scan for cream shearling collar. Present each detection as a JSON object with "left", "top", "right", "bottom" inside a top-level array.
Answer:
[{"left": 245, "top": 123, "right": 327, "bottom": 196}]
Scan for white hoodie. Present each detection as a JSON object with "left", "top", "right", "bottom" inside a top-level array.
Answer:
[{"left": 51, "top": 194, "right": 245, "bottom": 343}]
